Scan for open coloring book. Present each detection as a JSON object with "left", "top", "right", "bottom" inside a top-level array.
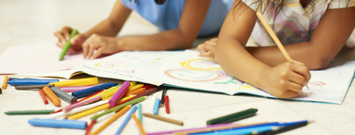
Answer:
[{"left": 58, "top": 50, "right": 353, "bottom": 104}]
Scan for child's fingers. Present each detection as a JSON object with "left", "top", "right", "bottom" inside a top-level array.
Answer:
[
  {"left": 198, "top": 51, "right": 214, "bottom": 58},
  {"left": 291, "top": 63, "right": 311, "bottom": 84},
  {"left": 61, "top": 26, "right": 72, "bottom": 40},
  {"left": 280, "top": 90, "right": 299, "bottom": 98},
  {"left": 288, "top": 71, "right": 307, "bottom": 86},
  {"left": 93, "top": 48, "right": 103, "bottom": 59},
  {"left": 286, "top": 81, "right": 304, "bottom": 93},
  {"left": 54, "top": 31, "right": 67, "bottom": 45}
]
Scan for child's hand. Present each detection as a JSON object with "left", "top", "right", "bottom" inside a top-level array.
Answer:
[
  {"left": 196, "top": 38, "right": 218, "bottom": 58},
  {"left": 262, "top": 61, "right": 311, "bottom": 98},
  {"left": 54, "top": 26, "right": 87, "bottom": 53},
  {"left": 82, "top": 34, "right": 121, "bottom": 59}
]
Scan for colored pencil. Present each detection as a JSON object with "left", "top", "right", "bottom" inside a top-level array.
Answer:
[
  {"left": 256, "top": 12, "right": 309, "bottom": 88},
  {"left": 207, "top": 108, "right": 258, "bottom": 125},
  {"left": 43, "top": 86, "right": 61, "bottom": 107},
  {"left": 164, "top": 95, "right": 170, "bottom": 114},
  {"left": 138, "top": 103, "right": 142, "bottom": 122},
  {"left": 132, "top": 113, "right": 147, "bottom": 135},
  {"left": 85, "top": 120, "right": 96, "bottom": 135},
  {"left": 2, "top": 75, "right": 8, "bottom": 89},
  {"left": 90, "top": 105, "right": 131, "bottom": 135},
  {"left": 160, "top": 87, "right": 167, "bottom": 106},
  {"left": 143, "top": 113, "right": 183, "bottom": 126},
  {"left": 38, "top": 89, "right": 49, "bottom": 104},
  {"left": 91, "top": 96, "right": 146, "bottom": 121},
  {"left": 114, "top": 105, "right": 137, "bottom": 135},
  {"left": 153, "top": 97, "right": 160, "bottom": 115},
  {"left": 108, "top": 81, "right": 130, "bottom": 107},
  {"left": 5, "top": 109, "right": 54, "bottom": 115},
  {"left": 15, "top": 84, "right": 54, "bottom": 90}
]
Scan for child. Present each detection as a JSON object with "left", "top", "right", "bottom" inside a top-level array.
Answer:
[
  {"left": 197, "top": 0, "right": 355, "bottom": 98},
  {"left": 54, "top": 0, "right": 233, "bottom": 59}
]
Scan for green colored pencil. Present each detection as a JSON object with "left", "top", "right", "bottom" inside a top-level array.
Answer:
[
  {"left": 4, "top": 109, "right": 55, "bottom": 115},
  {"left": 91, "top": 96, "right": 147, "bottom": 120},
  {"left": 207, "top": 108, "right": 258, "bottom": 125}
]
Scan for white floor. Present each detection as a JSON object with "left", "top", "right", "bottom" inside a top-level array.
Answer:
[{"left": 1, "top": 0, "right": 355, "bottom": 135}]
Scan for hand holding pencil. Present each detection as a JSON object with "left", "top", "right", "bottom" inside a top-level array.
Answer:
[{"left": 256, "top": 12, "right": 311, "bottom": 98}]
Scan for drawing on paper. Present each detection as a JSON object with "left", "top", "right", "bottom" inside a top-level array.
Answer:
[
  {"left": 214, "top": 79, "right": 240, "bottom": 85},
  {"left": 180, "top": 58, "right": 222, "bottom": 70},
  {"left": 165, "top": 68, "right": 228, "bottom": 82},
  {"left": 297, "top": 81, "right": 326, "bottom": 97}
]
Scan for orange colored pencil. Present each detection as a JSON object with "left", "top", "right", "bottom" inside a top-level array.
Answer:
[
  {"left": 125, "top": 88, "right": 146, "bottom": 96},
  {"left": 2, "top": 75, "right": 8, "bottom": 89},
  {"left": 132, "top": 113, "right": 147, "bottom": 135},
  {"left": 43, "top": 86, "right": 61, "bottom": 107},
  {"left": 38, "top": 89, "right": 49, "bottom": 104},
  {"left": 89, "top": 105, "right": 131, "bottom": 135}
]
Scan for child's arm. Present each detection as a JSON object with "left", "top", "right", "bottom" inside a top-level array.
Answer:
[
  {"left": 54, "top": 0, "right": 132, "bottom": 54},
  {"left": 246, "top": 7, "right": 355, "bottom": 69},
  {"left": 215, "top": 1, "right": 311, "bottom": 98},
  {"left": 83, "top": 0, "right": 212, "bottom": 59}
]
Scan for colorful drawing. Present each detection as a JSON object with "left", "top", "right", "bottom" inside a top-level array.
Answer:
[
  {"left": 214, "top": 79, "right": 239, "bottom": 85},
  {"left": 165, "top": 69, "right": 227, "bottom": 82},
  {"left": 180, "top": 58, "right": 222, "bottom": 70},
  {"left": 297, "top": 81, "right": 326, "bottom": 97}
]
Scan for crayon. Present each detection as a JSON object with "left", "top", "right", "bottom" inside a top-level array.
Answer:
[
  {"left": 2, "top": 75, "right": 9, "bottom": 89},
  {"left": 108, "top": 81, "right": 130, "bottom": 107},
  {"left": 85, "top": 120, "right": 96, "bottom": 135},
  {"left": 50, "top": 77, "right": 98, "bottom": 87},
  {"left": 59, "top": 29, "right": 78, "bottom": 61},
  {"left": 132, "top": 113, "right": 147, "bottom": 135},
  {"left": 72, "top": 82, "right": 118, "bottom": 99},
  {"left": 90, "top": 105, "right": 131, "bottom": 135},
  {"left": 7, "top": 79, "right": 59, "bottom": 86},
  {"left": 15, "top": 84, "right": 54, "bottom": 90},
  {"left": 164, "top": 95, "right": 170, "bottom": 114},
  {"left": 153, "top": 97, "right": 160, "bottom": 115},
  {"left": 58, "top": 85, "right": 97, "bottom": 92},
  {"left": 114, "top": 105, "right": 137, "bottom": 135},
  {"left": 160, "top": 87, "right": 167, "bottom": 106},
  {"left": 28, "top": 118, "right": 87, "bottom": 129},
  {"left": 138, "top": 103, "right": 142, "bottom": 122},
  {"left": 143, "top": 113, "right": 184, "bottom": 126},
  {"left": 43, "top": 86, "right": 61, "bottom": 107},
  {"left": 101, "top": 85, "right": 121, "bottom": 100},
  {"left": 38, "top": 89, "right": 49, "bottom": 104},
  {"left": 207, "top": 108, "right": 258, "bottom": 125},
  {"left": 50, "top": 86, "right": 77, "bottom": 103},
  {"left": 91, "top": 96, "right": 146, "bottom": 120},
  {"left": 0, "top": 88, "right": 2, "bottom": 94},
  {"left": 5, "top": 109, "right": 54, "bottom": 115}
]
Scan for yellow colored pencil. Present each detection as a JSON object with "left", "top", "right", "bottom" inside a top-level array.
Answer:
[
  {"left": 67, "top": 96, "right": 133, "bottom": 119},
  {"left": 256, "top": 12, "right": 309, "bottom": 89},
  {"left": 2, "top": 75, "right": 8, "bottom": 89},
  {"left": 89, "top": 105, "right": 131, "bottom": 135}
]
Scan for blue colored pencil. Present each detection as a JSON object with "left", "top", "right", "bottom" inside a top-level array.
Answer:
[
  {"left": 153, "top": 97, "right": 160, "bottom": 115},
  {"left": 138, "top": 103, "right": 142, "bottom": 122},
  {"left": 114, "top": 105, "right": 138, "bottom": 135}
]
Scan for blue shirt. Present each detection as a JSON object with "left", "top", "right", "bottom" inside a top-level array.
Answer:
[{"left": 121, "top": 0, "right": 233, "bottom": 37}]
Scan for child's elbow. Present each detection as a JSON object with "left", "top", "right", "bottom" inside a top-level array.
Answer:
[{"left": 309, "top": 56, "right": 333, "bottom": 70}]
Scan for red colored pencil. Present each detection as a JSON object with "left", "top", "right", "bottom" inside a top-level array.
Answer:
[
  {"left": 164, "top": 95, "right": 170, "bottom": 114},
  {"left": 38, "top": 89, "right": 48, "bottom": 104},
  {"left": 84, "top": 120, "right": 96, "bottom": 135}
]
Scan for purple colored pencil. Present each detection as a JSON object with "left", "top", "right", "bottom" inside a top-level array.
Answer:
[
  {"left": 146, "top": 123, "right": 236, "bottom": 135},
  {"left": 108, "top": 81, "right": 131, "bottom": 107}
]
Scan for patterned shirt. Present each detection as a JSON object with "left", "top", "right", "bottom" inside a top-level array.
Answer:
[{"left": 243, "top": 0, "right": 355, "bottom": 47}]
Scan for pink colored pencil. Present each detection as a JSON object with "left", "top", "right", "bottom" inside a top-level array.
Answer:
[
  {"left": 63, "top": 95, "right": 102, "bottom": 112},
  {"left": 58, "top": 85, "right": 97, "bottom": 92},
  {"left": 108, "top": 81, "right": 130, "bottom": 107}
]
